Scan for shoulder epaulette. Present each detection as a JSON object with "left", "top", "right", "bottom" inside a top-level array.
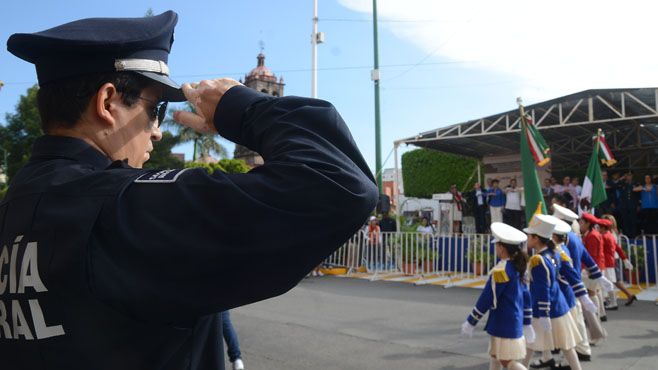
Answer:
[
  {"left": 492, "top": 269, "right": 509, "bottom": 283},
  {"left": 529, "top": 254, "right": 543, "bottom": 268},
  {"left": 560, "top": 251, "right": 572, "bottom": 263}
]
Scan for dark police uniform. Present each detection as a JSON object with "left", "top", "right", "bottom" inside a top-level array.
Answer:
[{"left": 1, "top": 11, "right": 378, "bottom": 370}]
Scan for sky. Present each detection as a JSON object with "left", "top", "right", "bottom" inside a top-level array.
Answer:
[{"left": 2, "top": 0, "right": 658, "bottom": 175}]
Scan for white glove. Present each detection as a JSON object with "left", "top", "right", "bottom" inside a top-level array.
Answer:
[
  {"left": 523, "top": 325, "right": 536, "bottom": 344},
  {"left": 538, "top": 317, "right": 552, "bottom": 332},
  {"left": 579, "top": 295, "right": 598, "bottom": 314},
  {"left": 596, "top": 276, "right": 615, "bottom": 294},
  {"left": 461, "top": 321, "right": 475, "bottom": 338},
  {"left": 623, "top": 259, "right": 634, "bottom": 271}
]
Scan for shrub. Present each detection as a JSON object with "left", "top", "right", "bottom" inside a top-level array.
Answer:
[{"left": 401, "top": 148, "right": 478, "bottom": 198}]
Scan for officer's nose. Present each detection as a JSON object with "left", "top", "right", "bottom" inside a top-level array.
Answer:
[{"left": 151, "top": 124, "right": 163, "bottom": 142}]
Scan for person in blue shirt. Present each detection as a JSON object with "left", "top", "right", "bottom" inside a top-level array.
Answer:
[
  {"left": 633, "top": 174, "right": 658, "bottom": 234},
  {"left": 461, "top": 222, "right": 533, "bottom": 370},
  {"left": 487, "top": 179, "right": 506, "bottom": 223},
  {"left": 523, "top": 215, "right": 583, "bottom": 370}
]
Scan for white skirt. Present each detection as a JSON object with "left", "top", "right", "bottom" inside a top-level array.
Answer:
[
  {"left": 604, "top": 267, "right": 617, "bottom": 283},
  {"left": 581, "top": 269, "right": 599, "bottom": 290},
  {"left": 452, "top": 205, "right": 463, "bottom": 221},
  {"left": 528, "top": 314, "right": 583, "bottom": 351},
  {"left": 489, "top": 336, "right": 526, "bottom": 361}
]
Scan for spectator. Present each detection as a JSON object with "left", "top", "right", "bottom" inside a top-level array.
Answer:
[
  {"left": 449, "top": 184, "right": 466, "bottom": 234},
  {"left": 379, "top": 212, "right": 397, "bottom": 265},
  {"left": 221, "top": 311, "right": 245, "bottom": 370},
  {"left": 484, "top": 178, "right": 494, "bottom": 227},
  {"left": 416, "top": 216, "right": 434, "bottom": 234},
  {"left": 599, "top": 170, "right": 616, "bottom": 215},
  {"left": 550, "top": 177, "right": 563, "bottom": 194},
  {"left": 469, "top": 182, "right": 488, "bottom": 234},
  {"left": 562, "top": 176, "right": 578, "bottom": 210},
  {"left": 572, "top": 176, "right": 582, "bottom": 204},
  {"left": 633, "top": 174, "right": 658, "bottom": 234},
  {"left": 617, "top": 173, "right": 639, "bottom": 238},
  {"left": 488, "top": 179, "right": 506, "bottom": 223},
  {"left": 366, "top": 216, "right": 381, "bottom": 267},
  {"left": 504, "top": 178, "right": 524, "bottom": 230}
]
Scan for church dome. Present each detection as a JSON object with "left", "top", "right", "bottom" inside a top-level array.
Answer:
[{"left": 246, "top": 53, "right": 277, "bottom": 82}]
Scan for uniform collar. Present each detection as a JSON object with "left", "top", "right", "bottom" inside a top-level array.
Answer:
[{"left": 30, "top": 135, "right": 112, "bottom": 170}]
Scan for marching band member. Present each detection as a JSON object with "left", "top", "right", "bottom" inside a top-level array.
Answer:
[
  {"left": 598, "top": 216, "right": 637, "bottom": 308},
  {"left": 580, "top": 212, "right": 610, "bottom": 347},
  {"left": 523, "top": 214, "right": 582, "bottom": 370},
  {"left": 553, "top": 204, "right": 613, "bottom": 358},
  {"left": 546, "top": 215, "right": 599, "bottom": 368},
  {"left": 461, "top": 222, "right": 533, "bottom": 370}
]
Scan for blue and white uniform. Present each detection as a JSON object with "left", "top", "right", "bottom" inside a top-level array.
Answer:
[
  {"left": 462, "top": 222, "right": 531, "bottom": 362},
  {"left": 528, "top": 248, "right": 582, "bottom": 351}
]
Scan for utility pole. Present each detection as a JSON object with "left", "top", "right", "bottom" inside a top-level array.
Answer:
[
  {"left": 311, "top": 0, "right": 324, "bottom": 98},
  {"left": 372, "top": 0, "right": 382, "bottom": 192}
]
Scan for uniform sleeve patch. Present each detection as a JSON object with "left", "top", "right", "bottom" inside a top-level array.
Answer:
[
  {"left": 529, "top": 254, "right": 543, "bottom": 268},
  {"left": 492, "top": 269, "right": 510, "bottom": 283},
  {"left": 560, "top": 251, "right": 572, "bottom": 263},
  {"left": 134, "top": 169, "right": 189, "bottom": 183}
]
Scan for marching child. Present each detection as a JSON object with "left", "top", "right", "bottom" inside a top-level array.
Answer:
[
  {"left": 461, "top": 222, "right": 534, "bottom": 370},
  {"left": 598, "top": 215, "right": 637, "bottom": 307},
  {"left": 545, "top": 215, "right": 599, "bottom": 368},
  {"left": 523, "top": 214, "right": 583, "bottom": 370}
]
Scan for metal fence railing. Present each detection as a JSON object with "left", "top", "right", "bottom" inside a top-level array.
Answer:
[{"left": 324, "top": 231, "right": 658, "bottom": 288}]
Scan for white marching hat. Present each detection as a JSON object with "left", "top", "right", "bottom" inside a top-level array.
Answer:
[
  {"left": 523, "top": 214, "right": 557, "bottom": 239},
  {"left": 543, "top": 215, "right": 571, "bottom": 235},
  {"left": 552, "top": 203, "right": 579, "bottom": 222},
  {"left": 491, "top": 222, "right": 527, "bottom": 245}
]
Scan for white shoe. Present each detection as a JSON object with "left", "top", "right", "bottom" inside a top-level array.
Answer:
[{"left": 232, "top": 358, "right": 244, "bottom": 370}]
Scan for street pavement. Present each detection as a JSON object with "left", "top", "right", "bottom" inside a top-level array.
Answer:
[{"left": 229, "top": 276, "right": 657, "bottom": 370}]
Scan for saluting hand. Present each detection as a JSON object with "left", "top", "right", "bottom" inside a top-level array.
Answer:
[{"left": 174, "top": 78, "right": 243, "bottom": 134}]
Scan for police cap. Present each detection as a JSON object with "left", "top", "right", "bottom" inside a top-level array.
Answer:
[{"left": 7, "top": 10, "right": 185, "bottom": 101}]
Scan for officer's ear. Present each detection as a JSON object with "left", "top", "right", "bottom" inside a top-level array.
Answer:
[{"left": 94, "top": 83, "right": 120, "bottom": 127}]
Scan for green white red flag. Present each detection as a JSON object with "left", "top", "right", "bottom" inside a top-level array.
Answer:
[{"left": 579, "top": 129, "right": 608, "bottom": 214}]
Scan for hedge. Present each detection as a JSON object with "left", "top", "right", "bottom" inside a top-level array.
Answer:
[
  {"left": 184, "top": 159, "right": 250, "bottom": 175},
  {"left": 401, "top": 148, "right": 478, "bottom": 198}
]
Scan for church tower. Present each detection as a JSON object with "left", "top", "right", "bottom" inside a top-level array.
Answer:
[{"left": 234, "top": 53, "right": 285, "bottom": 167}]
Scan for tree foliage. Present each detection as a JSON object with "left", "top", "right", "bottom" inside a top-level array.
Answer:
[
  {"left": 401, "top": 148, "right": 478, "bottom": 198},
  {"left": 0, "top": 85, "right": 43, "bottom": 180},
  {"left": 163, "top": 103, "right": 228, "bottom": 161},
  {"left": 184, "top": 159, "right": 250, "bottom": 174},
  {"left": 143, "top": 131, "right": 184, "bottom": 169}
]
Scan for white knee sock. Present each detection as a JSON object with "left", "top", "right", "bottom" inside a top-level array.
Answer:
[
  {"left": 542, "top": 350, "right": 552, "bottom": 362},
  {"left": 489, "top": 357, "right": 502, "bottom": 370},
  {"left": 523, "top": 349, "right": 534, "bottom": 367},
  {"left": 564, "top": 348, "right": 582, "bottom": 370},
  {"left": 507, "top": 361, "right": 528, "bottom": 370},
  {"left": 608, "top": 289, "right": 618, "bottom": 307}
]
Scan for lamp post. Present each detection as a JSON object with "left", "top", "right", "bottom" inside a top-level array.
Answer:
[{"left": 372, "top": 0, "right": 382, "bottom": 192}]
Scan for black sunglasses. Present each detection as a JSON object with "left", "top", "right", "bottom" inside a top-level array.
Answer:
[{"left": 138, "top": 97, "right": 168, "bottom": 127}]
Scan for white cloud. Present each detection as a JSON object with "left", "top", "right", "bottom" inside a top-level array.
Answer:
[{"left": 339, "top": 0, "right": 658, "bottom": 101}]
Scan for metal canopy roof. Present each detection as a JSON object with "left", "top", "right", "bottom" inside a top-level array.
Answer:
[{"left": 398, "top": 88, "right": 658, "bottom": 174}]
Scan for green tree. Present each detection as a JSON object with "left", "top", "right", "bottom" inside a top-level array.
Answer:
[
  {"left": 0, "top": 85, "right": 43, "bottom": 180},
  {"left": 163, "top": 103, "right": 228, "bottom": 161},
  {"left": 143, "top": 131, "right": 184, "bottom": 169}
]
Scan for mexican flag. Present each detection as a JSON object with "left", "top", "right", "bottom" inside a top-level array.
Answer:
[
  {"left": 580, "top": 129, "right": 608, "bottom": 214},
  {"left": 519, "top": 105, "right": 548, "bottom": 222}
]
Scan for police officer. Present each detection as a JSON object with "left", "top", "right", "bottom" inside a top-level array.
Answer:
[{"left": 1, "top": 11, "right": 377, "bottom": 370}]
